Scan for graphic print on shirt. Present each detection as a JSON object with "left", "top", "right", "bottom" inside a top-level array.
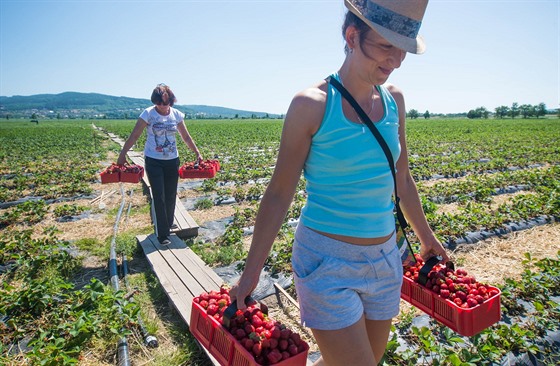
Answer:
[{"left": 151, "top": 121, "right": 177, "bottom": 157}]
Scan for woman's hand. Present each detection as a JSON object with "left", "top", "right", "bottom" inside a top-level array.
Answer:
[
  {"left": 116, "top": 155, "right": 127, "bottom": 166},
  {"left": 228, "top": 273, "right": 259, "bottom": 311},
  {"left": 419, "top": 237, "right": 450, "bottom": 264}
]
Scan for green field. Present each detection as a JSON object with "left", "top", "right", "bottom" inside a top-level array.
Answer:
[{"left": 1, "top": 118, "right": 559, "bottom": 365}]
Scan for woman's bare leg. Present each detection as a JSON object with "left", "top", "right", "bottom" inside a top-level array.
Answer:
[
  {"left": 365, "top": 318, "right": 393, "bottom": 363},
  {"left": 311, "top": 316, "right": 392, "bottom": 366}
]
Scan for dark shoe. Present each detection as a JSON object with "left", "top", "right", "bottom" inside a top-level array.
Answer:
[
  {"left": 158, "top": 236, "right": 171, "bottom": 246},
  {"left": 170, "top": 223, "right": 178, "bottom": 230}
]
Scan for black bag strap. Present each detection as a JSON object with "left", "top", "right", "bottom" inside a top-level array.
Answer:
[{"left": 327, "top": 76, "right": 409, "bottom": 230}]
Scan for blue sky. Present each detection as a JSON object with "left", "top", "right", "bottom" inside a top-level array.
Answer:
[{"left": 1, "top": 0, "right": 558, "bottom": 115}]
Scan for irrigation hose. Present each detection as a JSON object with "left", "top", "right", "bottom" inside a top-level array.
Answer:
[
  {"left": 124, "top": 189, "right": 134, "bottom": 228},
  {"left": 122, "top": 254, "right": 159, "bottom": 348},
  {"left": 109, "top": 182, "right": 131, "bottom": 366}
]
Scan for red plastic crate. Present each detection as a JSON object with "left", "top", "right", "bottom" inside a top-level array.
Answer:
[
  {"left": 120, "top": 165, "right": 144, "bottom": 183},
  {"left": 100, "top": 170, "right": 120, "bottom": 184},
  {"left": 190, "top": 301, "right": 309, "bottom": 366},
  {"left": 179, "top": 165, "right": 216, "bottom": 179},
  {"left": 208, "top": 159, "right": 221, "bottom": 172},
  {"left": 401, "top": 276, "right": 501, "bottom": 336}
]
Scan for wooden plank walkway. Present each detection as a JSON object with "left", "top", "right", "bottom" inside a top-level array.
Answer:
[{"left": 137, "top": 234, "right": 223, "bottom": 365}]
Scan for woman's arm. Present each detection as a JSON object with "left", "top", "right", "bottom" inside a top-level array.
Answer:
[
  {"left": 389, "top": 85, "right": 450, "bottom": 263},
  {"left": 229, "top": 84, "right": 326, "bottom": 309},
  {"left": 177, "top": 122, "right": 203, "bottom": 161},
  {"left": 117, "top": 118, "right": 148, "bottom": 165}
]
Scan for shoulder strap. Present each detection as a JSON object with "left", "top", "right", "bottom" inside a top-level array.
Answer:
[{"left": 327, "top": 76, "right": 408, "bottom": 230}]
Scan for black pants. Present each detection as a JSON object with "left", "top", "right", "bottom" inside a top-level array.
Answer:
[{"left": 145, "top": 156, "right": 179, "bottom": 239}]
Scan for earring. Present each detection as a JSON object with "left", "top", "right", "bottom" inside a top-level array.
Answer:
[{"left": 350, "top": 48, "right": 354, "bottom": 54}]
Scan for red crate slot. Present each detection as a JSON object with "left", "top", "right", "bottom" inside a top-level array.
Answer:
[
  {"left": 400, "top": 276, "right": 411, "bottom": 302},
  {"left": 409, "top": 280, "right": 435, "bottom": 315},
  {"left": 400, "top": 276, "right": 501, "bottom": 336},
  {"left": 190, "top": 302, "right": 215, "bottom": 349},
  {"left": 209, "top": 323, "right": 236, "bottom": 366},
  {"left": 100, "top": 170, "right": 120, "bottom": 184}
]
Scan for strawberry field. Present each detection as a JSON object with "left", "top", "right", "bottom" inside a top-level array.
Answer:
[{"left": 1, "top": 118, "right": 559, "bottom": 365}]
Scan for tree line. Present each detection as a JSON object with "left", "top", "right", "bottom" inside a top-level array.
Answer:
[{"left": 407, "top": 102, "right": 555, "bottom": 119}]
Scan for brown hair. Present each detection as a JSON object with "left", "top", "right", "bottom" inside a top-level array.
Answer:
[
  {"left": 342, "top": 11, "right": 372, "bottom": 55},
  {"left": 151, "top": 83, "right": 177, "bottom": 107}
]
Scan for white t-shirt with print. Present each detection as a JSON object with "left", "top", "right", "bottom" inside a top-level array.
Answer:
[{"left": 140, "top": 106, "right": 185, "bottom": 160}]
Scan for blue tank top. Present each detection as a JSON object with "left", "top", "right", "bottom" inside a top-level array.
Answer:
[{"left": 299, "top": 73, "right": 401, "bottom": 238}]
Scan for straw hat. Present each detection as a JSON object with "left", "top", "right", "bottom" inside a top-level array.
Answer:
[{"left": 344, "top": 0, "right": 429, "bottom": 54}]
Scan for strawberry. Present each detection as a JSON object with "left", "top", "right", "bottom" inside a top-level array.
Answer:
[
  {"left": 467, "top": 298, "right": 478, "bottom": 307},
  {"left": 252, "top": 343, "right": 262, "bottom": 357},
  {"left": 278, "top": 339, "right": 288, "bottom": 351},
  {"left": 280, "top": 328, "right": 291, "bottom": 340},
  {"left": 251, "top": 314, "right": 263, "bottom": 327},
  {"left": 207, "top": 304, "right": 217, "bottom": 315},
  {"left": 289, "top": 332, "right": 302, "bottom": 345},
  {"left": 288, "top": 344, "right": 299, "bottom": 356},
  {"left": 243, "top": 338, "right": 254, "bottom": 351},
  {"left": 235, "top": 329, "right": 246, "bottom": 340},
  {"left": 266, "top": 349, "right": 282, "bottom": 364}
]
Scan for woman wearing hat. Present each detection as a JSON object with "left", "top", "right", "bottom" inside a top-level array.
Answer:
[
  {"left": 116, "top": 84, "right": 202, "bottom": 246},
  {"left": 230, "top": 1, "right": 449, "bottom": 364}
]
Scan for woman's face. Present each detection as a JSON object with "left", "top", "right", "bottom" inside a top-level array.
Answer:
[
  {"left": 155, "top": 93, "right": 171, "bottom": 114},
  {"left": 353, "top": 28, "right": 407, "bottom": 84}
]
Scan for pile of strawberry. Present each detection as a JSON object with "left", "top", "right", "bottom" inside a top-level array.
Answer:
[
  {"left": 103, "top": 163, "right": 121, "bottom": 174},
  {"left": 121, "top": 163, "right": 143, "bottom": 173},
  {"left": 102, "top": 163, "right": 143, "bottom": 174},
  {"left": 193, "top": 286, "right": 307, "bottom": 365},
  {"left": 404, "top": 254, "right": 500, "bottom": 308},
  {"left": 181, "top": 160, "right": 216, "bottom": 171}
]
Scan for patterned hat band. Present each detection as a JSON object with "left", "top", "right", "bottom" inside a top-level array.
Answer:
[{"left": 365, "top": 3, "right": 421, "bottom": 39}]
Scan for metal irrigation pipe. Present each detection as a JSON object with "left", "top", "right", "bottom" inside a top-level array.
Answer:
[
  {"left": 122, "top": 254, "right": 159, "bottom": 348},
  {"left": 109, "top": 182, "right": 131, "bottom": 366},
  {"left": 120, "top": 188, "right": 158, "bottom": 346}
]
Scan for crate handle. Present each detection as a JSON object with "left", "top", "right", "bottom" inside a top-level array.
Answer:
[
  {"left": 222, "top": 296, "right": 268, "bottom": 329},
  {"left": 418, "top": 256, "right": 455, "bottom": 286}
]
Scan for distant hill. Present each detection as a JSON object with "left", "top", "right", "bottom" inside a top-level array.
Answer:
[{"left": 0, "top": 92, "right": 280, "bottom": 119}]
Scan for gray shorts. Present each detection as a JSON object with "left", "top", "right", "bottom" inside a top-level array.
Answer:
[{"left": 292, "top": 224, "right": 403, "bottom": 330}]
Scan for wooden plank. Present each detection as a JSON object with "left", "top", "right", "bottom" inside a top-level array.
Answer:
[
  {"left": 166, "top": 239, "right": 223, "bottom": 290},
  {"left": 138, "top": 235, "right": 193, "bottom": 317},
  {"left": 176, "top": 199, "right": 198, "bottom": 228},
  {"left": 173, "top": 200, "right": 199, "bottom": 238},
  {"left": 148, "top": 235, "right": 208, "bottom": 301}
]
